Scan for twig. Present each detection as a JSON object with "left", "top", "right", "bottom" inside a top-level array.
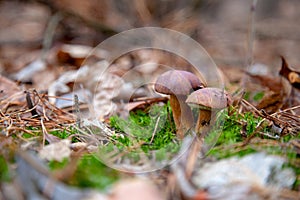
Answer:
[
  {"left": 74, "top": 94, "right": 81, "bottom": 128},
  {"left": 4, "top": 117, "right": 13, "bottom": 136},
  {"left": 247, "top": 0, "right": 258, "bottom": 68},
  {"left": 277, "top": 105, "right": 300, "bottom": 113},
  {"left": 257, "top": 131, "right": 280, "bottom": 139},
  {"left": 45, "top": 95, "right": 73, "bottom": 101},
  {"left": 40, "top": 118, "right": 47, "bottom": 147},
  {"left": 149, "top": 116, "right": 160, "bottom": 144},
  {"left": 241, "top": 0, "right": 258, "bottom": 89},
  {"left": 241, "top": 99, "right": 262, "bottom": 117},
  {"left": 32, "top": 90, "right": 50, "bottom": 121},
  {"left": 41, "top": 12, "right": 62, "bottom": 60}
]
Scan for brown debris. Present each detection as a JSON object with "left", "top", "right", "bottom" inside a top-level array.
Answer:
[
  {"left": 0, "top": 90, "right": 75, "bottom": 139},
  {"left": 279, "top": 56, "right": 300, "bottom": 90}
]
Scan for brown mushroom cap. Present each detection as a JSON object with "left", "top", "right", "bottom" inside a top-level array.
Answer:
[
  {"left": 154, "top": 70, "right": 204, "bottom": 95},
  {"left": 186, "top": 87, "right": 231, "bottom": 110}
]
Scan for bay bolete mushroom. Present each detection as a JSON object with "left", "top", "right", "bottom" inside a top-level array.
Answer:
[
  {"left": 186, "top": 87, "right": 231, "bottom": 136},
  {"left": 154, "top": 70, "right": 205, "bottom": 138}
]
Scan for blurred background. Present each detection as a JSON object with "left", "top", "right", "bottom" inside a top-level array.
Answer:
[{"left": 1, "top": 0, "right": 300, "bottom": 75}]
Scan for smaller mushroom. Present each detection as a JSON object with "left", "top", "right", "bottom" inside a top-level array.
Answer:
[
  {"left": 154, "top": 70, "right": 205, "bottom": 139},
  {"left": 186, "top": 87, "right": 231, "bottom": 136}
]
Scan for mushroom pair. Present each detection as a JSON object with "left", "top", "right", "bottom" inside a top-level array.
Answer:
[
  {"left": 154, "top": 70, "right": 205, "bottom": 139},
  {"left": 155, "top": 70, "right": 230, "bottom": 138}
]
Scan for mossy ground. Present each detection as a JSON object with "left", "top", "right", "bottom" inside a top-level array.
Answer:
[
  {"left": 207, "top": 106, "right": 300, "bottom": 188},
  {"left": 49, "top": 154, "right": 120, "bottom": 191},
  {"left": 1, "top": 96, "right": 300, "bottom": 191},
  {"left": 106, "top": 102, "right": 180, "bottom": 161}
]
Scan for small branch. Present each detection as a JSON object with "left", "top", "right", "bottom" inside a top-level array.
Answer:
[
  {"left": 40, "top": 118, "right": 47, "bottom": 147},
  {"left": 241, "top": 0, "right": 258, "bottom": 88},
  {"left": 246, "top": 0, "right": 258, "bottom": 68},
  {"left": 74, "top": 94, "right": 81, "bottom": 128},
  {"left": 41, "top": 12, "right": 63, "bottom": 60},
  {"left": 149, "top": 116, "right": 161, "bottom": 144}
]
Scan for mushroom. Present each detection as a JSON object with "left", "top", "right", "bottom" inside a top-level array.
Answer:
[
  {"left": 186, "top": 87, "right": 231, "bottom": 136},
  {"left": 154, "top": 70, "right": 205, "bottom": 138}
]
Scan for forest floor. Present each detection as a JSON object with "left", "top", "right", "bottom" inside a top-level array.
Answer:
[{"left": 1, "top": 1, "right": 300, "bottom": 199}]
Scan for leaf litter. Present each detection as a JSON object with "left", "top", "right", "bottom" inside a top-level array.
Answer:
[{"left": 1, "top": 1, "right": 300, "bottom": 200}]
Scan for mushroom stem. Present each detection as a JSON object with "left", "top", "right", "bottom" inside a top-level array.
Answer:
[
  {"left": 195, "top": 109, "right": 211, "bottom": 137},
  {"left": 169, "top": 95, "right": 181, "bottom": 134},
  {"left": 170, "top": 95, "right": 194, "bottom": 139}
]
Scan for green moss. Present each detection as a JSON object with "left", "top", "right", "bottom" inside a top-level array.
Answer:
[
  {"left": 244, "top": 91, "right": 251, "bottom": 101},
  {"left": 48, "top": 158, "right": 69, "bottom": 170},
  {"left": 243, "top": 91, "right": 265, "bottom": 102},
  {"left": 208, "top": 107, "right": 265, "bottom": 158},
  {"left": 49, "top": 129, "right": 70, "bottom": 139},
  {"left": 47, "top": 154, "right": 119, "bottom": 191},
  {"left": 110, "top": 103, "right": 177, "bottom": 149},
  {"left": 18, "top": 126, "right": 79, "bottom": 144},
  {"left": 253, "top": 91, "right": 264, "bottom": 102},
  {"left": 107, "top": 102, "right": 179, "bottom": 161},
  {"left": 211, "top": 109, "right": 262, "bottom": 145},
  {"left": 22, "top": 132, "right": 35, "bottom": 139},
  {"left": 69, "top": 154, "right": 119, "bottom": 191},
  {"left": 0, "top": 156, "right": 11, "bottom": 182}
]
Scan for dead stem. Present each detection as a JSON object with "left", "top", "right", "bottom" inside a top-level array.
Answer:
[
  {"left": 40, "top": 118, "right": 47, "bottom": 147},
  {"left": 241, "top": 0, "right": 258, "bottom": 89},
  {"left": 149, "top": 116, "right": 160, "bottom": 144}
]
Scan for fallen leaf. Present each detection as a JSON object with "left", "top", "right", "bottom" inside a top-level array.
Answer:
[
  {"left": 256, "top": 92, "right": 284, "bottom": 114},
  {"left": 48, "top": 61, "right": 124, "bottom": 119},
  {"left": 246, "top": 72, "right": 283, "bottom": 92},
  {"left": 12, "top": 59, "right": 47, "bottom": 82},
  {"left": 57, "top": 44, "right": 108, "bottom": 67},
  {"left": 0, "top": 74, "right": 22, "bottom": 99},
  {"left": 0, "top": 75, "right": 25, "bottom": 112},
  {"left": 39, "top": 139, "right": 71, "bottom": 162},
  {"left": 279, "top": 56, "right": 300, "bottom": 90}
]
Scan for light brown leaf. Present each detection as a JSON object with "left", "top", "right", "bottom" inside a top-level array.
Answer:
[{"left": 39, "top": 139, "right": 71, "bottom": 162}]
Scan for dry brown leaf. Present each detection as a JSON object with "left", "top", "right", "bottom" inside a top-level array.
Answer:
[
  {"left": 0, "top": 75, "right": 25, "bottom": 112},
  {"left": 38, "top": 139, "right": 71, "bottom": 162},
  {"left": 256, "top": 92, "right": 285, "bottom": 114},
  {"left": 48, "top": 61, "right": 124, "bottom": 119},
  {"left": 56, "top": 44, "right": 108, "bottom": 67},
  {"left": 279, "top": 56, "right": 300, "bottom": 90},
  {"left": 0, "top": 75, "right": 22, "bottom": 99},
  {"left": 32, "top": 66, "right": 59, "bottom": 91},
  {"left": 246, "top": 72, "right": 283, "bottom": 92},
  {"left": 12, "top": 59, "right": 47, "bottom": 82}
]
